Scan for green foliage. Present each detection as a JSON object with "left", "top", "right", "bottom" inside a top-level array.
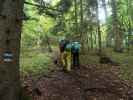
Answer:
[
  {"left": 22, "top": 0, "right": 133, "bottom": 81},
  {"left": 20, "top": 48, "right": 52, "bottom": 76}
]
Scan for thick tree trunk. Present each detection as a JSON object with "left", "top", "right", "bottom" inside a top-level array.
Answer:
[
  {"left": 0, "top": 0, "right": 24, "bottom": 100},
  {"left": 111, "top": 0, "right": 123, "bottom": 52},
  {"left": 101, "top": 0, "right": 111, "bottom": 47}
]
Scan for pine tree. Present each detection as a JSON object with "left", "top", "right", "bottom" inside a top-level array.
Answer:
[
  {"left": 0, "top": 0, "right": 24, "bottom": 100},
  {"left": 111, "top": 0, "right": 123, "bottom": 52}
]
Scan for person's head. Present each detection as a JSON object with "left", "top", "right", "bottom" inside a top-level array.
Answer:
[
  {"left": 59, "top": 37, "right": 65, "bottom": 42},
  {"left": 74, "top": 41, "right": 80, "bottom": 44},
  {"left": 72, "top": 41, "right": 80, "bottom": 46}
]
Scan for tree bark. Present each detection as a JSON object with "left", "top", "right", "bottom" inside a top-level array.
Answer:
[
  {"left": 127, "top": 0, "right": 132, "bottom": 51},
  {"left": 90, "top": 32, "right": 93, "bottom": 49},
  {"left": 101, "top": 0, "right": 111, "bottom": 47},
  {"left": 96, "top": 0, "right": 102, "bottom": 54},
  {"left": 80, "top": 0, "right": 85, "bottom": 52},
  {"left": 74, "top": 0, "right": 78, "bottom": 33},
  {"left": 101, "top": 0, "right": 108, "bottom": 19},
  {"left": 0, "top": 0, "right": 24, "bottom": 100},
  {"left": 45, "top": 34, "right": 52, "bottom": 52},
  {"left": 106, "top": 33, "right": 113, "bottom": 47},
  {"left": 111, "top": 0, "right": 123, "bottom": 52}
]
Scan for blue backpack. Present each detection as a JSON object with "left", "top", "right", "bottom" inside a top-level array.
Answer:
[
  {"left": 65, "top": 43, "right": 72, "bottom": 52},
  {"left": 71, "top": 42, "right": 81, "bottom": 53}
]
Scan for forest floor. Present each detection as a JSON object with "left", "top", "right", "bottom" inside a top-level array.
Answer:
[
  {"left": 21, "top": 48, "right": 133, "bottom": 100},
  {"left": 22, "top": 64, "right": 133, "bottom": 100}
]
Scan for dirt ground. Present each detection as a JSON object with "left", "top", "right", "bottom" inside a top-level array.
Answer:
[{"left": 22, "top": 64, "right": 133, "bottom": 100}]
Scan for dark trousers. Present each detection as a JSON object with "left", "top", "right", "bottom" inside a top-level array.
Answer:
[{"left": 72, "top": 52, "right": 79, "bottom": 67}]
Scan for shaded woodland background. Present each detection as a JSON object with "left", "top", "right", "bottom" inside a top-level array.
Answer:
[{"left": 21, "top": 0, "right": 133, "bottom": 80}]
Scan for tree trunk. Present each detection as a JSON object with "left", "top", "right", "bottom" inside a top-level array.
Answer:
[
  {"left": 96, "top": 0, "right": 102, "bottom": 54},
  {"left": 80, "top": 0, "right": 85, "bottom": 52},
  {"left": 87, "top": 33, "right": 90, "bottom": 51},
  {"left": 101, "top": 0, "right": 111, "bottom": 47},
  {"left": 45, "top": 34, "right": 52, "bottom": 52},
  {"left": 101, "top": 0, "right": 108, "bottom": 19},
  {"left": 0, "top": 0, "right": 24, "bottom": 100},
  {"left": 127, "top": 0, "right": 132, "bottom": 51},
  {"left": 111, "top": 0, "right": 123, "bottom": 52},
  {"left": 74, "top": 0, "right": 78, "bottom": 33},
  {"left": 90, "top": 32, "right": 93, "bottom": 49},
  {"left": 106, "top": 33, "right": 113, "bottom": 47},
  {"left": 94, "top": 32, "right": 97, "bottom": 48}
]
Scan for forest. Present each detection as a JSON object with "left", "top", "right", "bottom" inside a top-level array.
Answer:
[{"left": 0, "top": 0, "right": 133, "bottom": 100}]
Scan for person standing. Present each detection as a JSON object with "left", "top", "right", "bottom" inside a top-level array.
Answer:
[
  {"left": 59, "top": 38, "right": 71, "bottom": 71},
  {"left": 64, "top": 42, "right": 72, "bottom": 71},
  {"left": 71, "top": 42, "right": 81, "bottom": 68}
]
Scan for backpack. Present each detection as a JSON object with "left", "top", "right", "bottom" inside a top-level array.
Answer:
[
  {"left": 59, "top": 40, "right": 69, "bottom": 52},
  {"left": 71, "top": 42, "right": 81, "bottom": 53},
  {"left": 65, "top": 43, "right": 72, "bottom": 52}
]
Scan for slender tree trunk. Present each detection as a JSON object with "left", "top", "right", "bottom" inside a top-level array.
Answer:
[
  {"left": 127, "top": 21, "right": 131, "bottom": 51},
  {"left": 0, "top": 0, "right": 24, "bottom": 100},
  {"left": 74, "top": 0, "right": 78, "bottom": 33},
  {"left": 97, "top": 23, "right": 102, "bottom": 54},
  {"left": 80, "top": 0, "right": 83, "bottom": 34},
  {"left": 127, "top": 0, "right": 132, "bottom": 51},
  {"left": 90, "top": 32, "right": 93, "bottom": 49},
  {"left": 87, "top": 33, "right": 90, "bottom": 51},
  {"left": 106, "top": 33, "right": 113, "bottom": 47},
  {"left": 45, "top": 34, "right": 52, "bottom": 52},
  {"left": 111, "top": 0, "right": 123, "bottom": 52},
  {"left": 101, "top": 0, "right": 108, "bottom": 19},
  {"left": 96, "top": 0, "right": 102, "bottom": 54},
  {"left": 94, "top": 32, "right": 97, "bottom": 48},
  {"left": 80, "top": 0, "right": 85, "bottom": 52}
]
